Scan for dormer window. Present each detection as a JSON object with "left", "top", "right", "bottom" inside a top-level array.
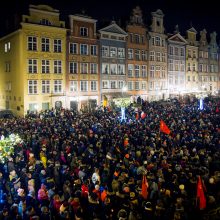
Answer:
[{"left": 40, "top": 19, "right": 51, "bottom": 26}]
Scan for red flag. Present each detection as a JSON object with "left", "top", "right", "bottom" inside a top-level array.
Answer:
[
  {"left": 141, "top": 111, "right": 146, "bottom": 119},
  {"left": 160, "top": 120, "right": 171, "bottom": 135},
  {"left": 197, "top": 176, "right": 206, "bottom": 210},
  {"left": 135, "top": 112, "right": 139, "bottom": 120},
  {"left": 142, "top": 175, "right": 148, "bottom": 199},
  {"left": 216, "top": 107, "right": 219, "bottom": 113}
]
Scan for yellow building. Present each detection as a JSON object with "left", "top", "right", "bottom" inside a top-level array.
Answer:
[{"left": 0, "top": 4, "right": 67, "bottom": 116}]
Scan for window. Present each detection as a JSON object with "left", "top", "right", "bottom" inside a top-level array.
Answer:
[
  {"left": 90, "top": 63, "right": 98, "bottom": 74},
  {"left": 187, "top": 63, "right": 191, "bottom": 71},
  {"left": 4, "top": 42, "right": 11, "bottom": 52},
  {"left": 156, "top": 66, "right": 160, "bottom": 78},
  {"left": 5, "top": 62, "right": 10, "bottom": 72},
  {"left": 80, "top": 44, "right": 88, "bottom": 55},
  {"left": 155, "top": 36, "right": 160, "bottom": 46},
  {"left": 161, "top": 53, "right": 165, "bottom": 62},
  {"left": 69, "top": 43, "right": 77, "bottom": 54},
  {"left": 161, "top": 66, "right": 166, "bottom": 78},
  {"left": 128, "top": 64, "right": 133, "bottom": 77},
  {"left": 118, "top": 48, "right": 125, "bottom": 58},
  {"left": 42, "top": 80, "right": 50, "bottom": 94},
  {"left": 130, "top": 33, "right": 133, "bottom": 43},
  {"left": 128, "top": 49, "right": 133, "bottom": 59},
  {"left": 118, "top": 81, "right": 124, "bottom": 89},
  {"left": 42, "top": 60, "right": 50, "bottom": 74},
  {"left": 192, "top": 63, "right": 196, "bottom": 72},
  {"left": 193, "top": 50, "right": 196, "bottom": 58},
  {"left": 156, "top": 52, "right": 161, "bottom": 62},
  {"left": 69, "top": 62, "right": 77, "bottom": 74},
  {"left": 134, "top": 34, "right": 140, "bottom": 44},
  {"left": 199, "top": 64, "right": 203, "bottom": 72},
  {"left": 110, "top": 64, "right": 117, "bottom": 75},
  {"left": 118, "top": 64, "right": 125, "bottom": 75},
  {"left": 180, "top": 61, "right": 184, "bottom": 72},
  {"left": 175, "top": 47, "right": 178, "bottom": 56},
  {"left": 150, "top": 51, "right": 155, "bottom": 61},
  {"left": 141, "top": 82, "right": 146, "bottom": 90},
  {"left": 54, "top": 60, "right": 62, "bottom": 74},
  {"left": 54, "top": 80, "right": 62, "bottom": 93},
  {"left": 29, "top": 103, "right": 38, "bottom": 112},
  {"left": 135, "top": 65, "right": 140, "bottom": 78},
  {"left": 135, "top": 82, "right": 139, "bottom": 90},
  {"left": 150, "top": 65, "right": 155, "bottom": 78},
  {"left": 53, "top": 39, "right": 62, "bottom": 52},
  {"left": 80, "top": 63, "right": 88, "bottom": 74},
  {"left": 69, "top": 81, "right": 77, "bottom": 92},
  {"left": 91, "top": 45, "right": 97, "bottom": 56},
  {"left": 135, "top": 50, "right": 140, "bottom": 60},
  {"left": 41, "top": 38, "right": 50, "bottom": 52},
  {"left": 128, "top": 81, "right": 133, "bottom": 90},
  {"left": 188, "top": 49, "right": 192, "bottom": 58},
  {"left": 180, "top": 48, "right": 184, "bottom": 56},
  {"left": 40, "top": 19, "right": 51, "bottom": 26},
  {"left": 169, "top": 60, "right": 173, "bottom": 71},
  {"left": 28, "top": 80, "right": 37, "bottom": 94},
  {"left": 28, "top": 36, "right": 37, "bottom": 51},
  {"left": 80, "top": 27, "right": 88, "bottom": 37},
  {"left": 91, "top": 81, "right": 97, "bottom": 91},
  {"left": 102, "top": 80, "right": 108, "bottom": 89},
  {"left": 142, "top": 50, "right": 147, "bottom": 61},
  {"left": 110, "top": 81, "right": 116, "bottom": 89},
  {"left": 102, "top": 46, "right": 109, "bottom": 57},
  {"left": 199, "top": 51, "right": 203, "bottom": 58},
  {"left": 169, "top": 46, "right": 174, "bottom": 55},
  {"left": 28, "top": 59, "right": 38, "bottom": 74},
  {"left": 110, "top": 47, "right": 117, "bottom": 57},
  {"left": 161, "top": 39, "right": 165, "bottom": 47},
  {"left": 142, "top": 65, "right": 147, "bottom": 78},
  {"left": 102, "top": 64, "right": 109, "bottom": 74},
  {"left": 5, "top": 82, "right": 11, "bottom": 91},
  {"left": 80, "top": 81, "right": 88, "bottom": 91},
  {"left": 152, "top": 37, "right": 155, "bottom": 46}
]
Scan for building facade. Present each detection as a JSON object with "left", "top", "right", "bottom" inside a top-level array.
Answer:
[
  {"left": 0, "top": 4, "right": 67, "bottom": 116},
  {"left": 148, "top": 9, "right": 168, "bottom": 101},
  {"left": 99, "top": 21, "right": 127, "bottom": 104},
  {"left": 185, "top": 27, "right": 199, "bottom": 94},
  {"left": 67, "top": 14, "right": 99, "bottom": 112},
  {"left": 207, "top": 32, "right": 219, "bottom": 95},
  {"left": 167, "top": 29, "right": 187, "bottom": 97},
  {"left": 126, "top": 6, "right": 148, "bottom": 102}
]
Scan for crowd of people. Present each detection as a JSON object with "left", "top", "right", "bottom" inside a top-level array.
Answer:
[{"left": 0, "top": 96, "right": 219, "bottom": 220}]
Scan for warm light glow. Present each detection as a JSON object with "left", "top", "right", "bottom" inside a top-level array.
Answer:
[{"left": 122, "top": 86, "right": 128, "bottom": 92}]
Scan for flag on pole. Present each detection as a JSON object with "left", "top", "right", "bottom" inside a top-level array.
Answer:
[
  {"left": 197, "top": 176, "right": 206, "bottom": 210},
  {"left": 142, "top": 175, "right": 148, "bottom": 199},
  {"left": 160, "top": 120, "right": 171, "bottom": 135}
]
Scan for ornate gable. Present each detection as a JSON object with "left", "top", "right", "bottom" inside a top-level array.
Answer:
[
  {"left": 99, "top": 22, "right": 127, "bottom": 36},
  {"left": 168, "top": 33, "right": 187, "bottom": 44}
]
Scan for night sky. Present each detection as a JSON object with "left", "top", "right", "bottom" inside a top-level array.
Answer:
[{"left": 1, "top": 0, "right": 220, "bottom": 42}]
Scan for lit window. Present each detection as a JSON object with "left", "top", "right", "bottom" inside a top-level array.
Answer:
[{"left": 28, "top": 80, "right": 37, "bottom": 94}]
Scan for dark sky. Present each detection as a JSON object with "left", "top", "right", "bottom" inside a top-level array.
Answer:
[{"left": 1, "top": 0, "right": 220, "bottom": 42}]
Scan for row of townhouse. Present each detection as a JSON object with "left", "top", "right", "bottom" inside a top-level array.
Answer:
[{"left": 0, "top": 4, "right": 219, "bottom": 116}]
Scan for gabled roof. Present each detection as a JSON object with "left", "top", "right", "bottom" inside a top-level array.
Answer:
[
  {"left": 99, "top": 21, "right": 127, "bottom": 36},
  {"left": 187, "top": 27, "right": 197, "bottom": 34},
  {"left": 168, "top": 33, "right": 187, "bottom": 44}
]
